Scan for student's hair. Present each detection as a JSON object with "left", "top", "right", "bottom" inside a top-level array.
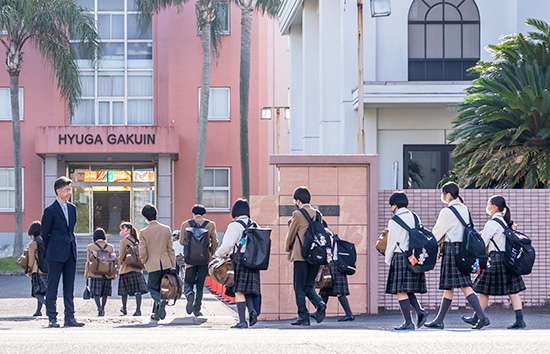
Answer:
[
  {"left": 293, "top": 186, "right": 311, "bottom": 204},
  {"left": 231, "top": 198, "right": 250, "bottom": 218},
  {"left": 120, "top": 221, "right": 139, "bottom": 242},
  {"left": 489, "top": 195, "right": 513, "bottom": 227},
  {"left": 192, "top": 204, "right": 207, "bottom": 216},
  {"left": 27, "top": 220, "right": 41, "bottom": 238},
  {"left": 54, "top": 176, "right": 73, "bottom": 195},
  {"left": 389, "top": 191, "right": 409, "bottom": 209},
  {"left": 141, "top": 203, "right": 157, "bottom": 221},
  {"left": 441, "top": 182, "right": 464, "bottom": 203},
  {"left": 93, "top": 228, "right": 106, "bottom": 241}
]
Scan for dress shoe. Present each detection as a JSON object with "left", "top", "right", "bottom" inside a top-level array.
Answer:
[
  {"left": 120, "top": 307, "right": 127, "bottom": 315},
  {"left": 472, "top": 317, "right": 490, "bottom": 330},
  {"left": 64, "top": 318, "right": 84, "bottom": 327},
  {"left": 461, "top": 315, "right": 477, "bottom": 326},
  {"left": 158, "top": 300, "right": 167, "bottom": 320},
  {"left": 394, "top": 322, "right": 415, "bottom": 331},
  {"left": 315, "top": 302, "right": 327, "bottom": 323},
  {"left": 186, "top": 294, "right": 195, "bottom": 315},
  {"left": 249, "top": 310, "right": 258, "bottom": 327},
  {"left": 33, "top": 311, "right": 42, "bottom": 317},
  {"left": 507, "top": 321, "right": 526, "bottom": 329},
  {"left": 193, "top": 310, "right": 203, "bottom": 317},
  {"left": 290, "top": 318, "right": 310, "bottom": 326},
  {"left": 48, "top": 319, "right": 60, "bottom": 328},
  {"left": 98, "top": 309, "right": 105, "bottom": 317},
  {"left": 133, "top": 310, "right": 141, "bottom": 316},
  {"left": 338, "top": 315, "right": 355, "bottom": 322},
  {"left": 417, "top": 310, "right": 428, "bottom": 328},
  {"left": 231, "top": 321, "right": 248, "bottom": 329},
  {"left": 309, "top": 313, "right": 317, "bottom": 320},
  {"left": 424, "top": 321, "right": 444, "bottom": 329},
  {"left": 150, "top": 313, "right": 159, "bottom": 321}
]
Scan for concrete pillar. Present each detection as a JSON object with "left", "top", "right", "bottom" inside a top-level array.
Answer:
[
  {"left": 157, "top": 154, "right": 171, "bottom": 228},
  {"left": 289, "top": 25, "right": 304, "bottom": 154},
  {"left": 44, "top": 154, "right": 58, "bottom": 207},
  {"left": 302, "top": 0, "right": 320, "bottom": 153},
  {"left": 364, "top": 108, "right": 378, "bottom": 154}
]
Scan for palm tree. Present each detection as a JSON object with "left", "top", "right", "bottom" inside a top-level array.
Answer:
[
  {"left": 449, "top": 18, "right": 550, "bottom": 188},
  {"left": 0, "top": 0, "right": 100, "bottom": 257},
  {"left": 235, "top": 0, "right": 279, "bottom": 200}
]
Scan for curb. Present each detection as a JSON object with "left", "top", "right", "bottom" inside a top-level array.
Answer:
[{"left": 0, "top": 271, "right": 25, "bottom": 276}]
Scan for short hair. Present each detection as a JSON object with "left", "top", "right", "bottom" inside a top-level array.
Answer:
[
  {"left": 192, "top": 204, "right": 207, "bottom": 216},
  {"left": 54, "top": 176, "right": 73, "bottom": 195},
  {"left": 293, "top": 186, "right": 311, "bottom": 204},
  {"left": 93, "top": 228, "right": 106, "bottom": 241},
  {"left": 389, "top": 191, "right": 408, "bottom": 209},
  {"left": 27, "top": 221, "right": 41, "bottom": 238},
  {"left": 231, "top": 198, "right": 250, "bottom": 218},
  {"left": 141, "top": 203, "right": 157, "bottom": 221}
]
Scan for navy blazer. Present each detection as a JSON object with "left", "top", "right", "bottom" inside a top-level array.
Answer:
[{"left": 41, "top": 200, "right": 78, "bottom": 263}]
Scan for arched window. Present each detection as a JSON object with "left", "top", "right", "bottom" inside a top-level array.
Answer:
[{"left": 408, "top": 0, "right": 480, "bottom": 81}]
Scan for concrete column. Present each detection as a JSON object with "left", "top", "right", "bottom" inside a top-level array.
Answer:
[
  {"left": 289, "top": 24, "right": 304, "bottom": 154},
  {"left": 302, "top": 0, "right": 320, "bottom": 153},
  {"left": 157, "top": 154, "right": 171, "bottom": 228},
  {"left": 364, "top": 108, "right": 378, "bottom": 154},
  {"left": 44, "top": 154, "right": 58, "bottom": 207}
]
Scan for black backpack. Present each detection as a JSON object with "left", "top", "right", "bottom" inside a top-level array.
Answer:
[
  {"left": 448, "top": 206, "right": 489, "bottom": 275},
  {"left": 392, "top": 213, "right": 438, "bottom": 273},
  {"left": 184, "top": 220, "right": 211, "bottom": 265},
  {"left": 491, "top": 219, "right": 536, "bottom": 275},
  {"left": 298, "top": 209, "right": 330, "bottom": 265},
  {"left": 332, "top": 234, "right": 357, "bottom": 275},
  {"left": 235, "top": 220, "right": 272, "bottom": 271},
  {"left": 35, "top": 238, "right": 49, "bottom": 273}
]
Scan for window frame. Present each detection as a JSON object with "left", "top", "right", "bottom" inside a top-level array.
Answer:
[
  {"left": 403, "top": 144, "right": 455, "bottom": 189},
  {"left": 198, "top": 87, "right": 231, "bottom": 121},
  {"left": 0, "top": 88, "right": 24, "bottom": 121},
  {"left": 203, "top": 167, "right": 231, "bottom": 212},
  {"left": 0, "top": 167, "right": 24, "bottom": 212}
]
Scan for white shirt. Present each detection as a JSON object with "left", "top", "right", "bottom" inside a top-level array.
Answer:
[
  {"left": 385, "top": 208, "right": 417, "bottom": 265},
  {"left": 56, "top": 198, "right": 69, "bottom": 225},
  {"left": 432, "top": 199, "right": 470, "bottom": 243},
  {"left": 214, "top": 215, "right": 249, "bottom": 257},
  {"left": 173, "top": 240, "right": 184, "bottom": 256},
  {"left": 481, "top": 212, "right": 507, "bottom": 253}
]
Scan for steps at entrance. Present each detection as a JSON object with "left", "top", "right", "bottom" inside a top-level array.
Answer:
[{"left": 76, "top": 234, "right": 124, "bottom": 274}]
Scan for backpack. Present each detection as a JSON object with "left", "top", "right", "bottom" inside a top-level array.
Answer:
[
  {"left": 392, "top": 213, "right": 438, "bottom": 273},
  {"left": 123, "top": 237, "right": 143, "bottom": 269},
  {"left": 332, "top": 233, "right": 357, "bottom": 275},
  {"left": 160, "top": 272, "right": 183, "bottom": 305},
  {"left": 448, "top": 206, "right": 489, "bottom": 275},
  {"left": 208, "top": 256, "right": 235, "bottom": 287},
  {"left": 184, "top": 220, "right": 211, "bottom": 265},
  {"left": 236, "top": 220, "right": 272, "bottom": 271},
  {"left": 35, "top": 238, "right": 49, "bottom": 273},
  {"left": 491, "top": 218, "right": 536, "bottom": 275},
  {"left": 16, "top": 249, "right": 30, "bottom": 273},
  {"left": 89, "top": 242, "right": 117, "bottom": 277},
  {"left": 297, "top": 209, "right": 331, "bottom": 265}
]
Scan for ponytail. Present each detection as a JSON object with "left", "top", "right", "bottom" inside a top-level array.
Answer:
[
  {"left": 120, "top": 221, "right": 139, "bottom": 243},
  {"left": 442, "top": 182, "right": 464, "bottom": 204},
  {"left": 489, "top": 195, "right": 513, "bottom": 227}
]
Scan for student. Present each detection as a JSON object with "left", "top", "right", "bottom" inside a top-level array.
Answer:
[
  {"left": 180, "top": 204, "right": 218, "bottom": 317},
  {"left": 26, "top": 221, "right": 48, "bottom": 317},
  {"left": 84, "top": 228, "right": 116, "bottom": 316},
  {"left": 462, "top": 196, "right": 526, "bottom": 329},
  {"left": 139, "top": 203, "right": 176, "bottom": 321},
  {"left": 284, "top": 187, "right": 326, "bottom": 326},
  {"left": 385, "top": 192, "right": 428, "bottom": 330},
  {"left": 214, "top": 199, "right": 260, "bottom": 329},
  {"left": 118, "top": 222, "right": 148, "bottom": 316},
  {"left": 425, "top": 182, "right": 490, "bottom": 330}
]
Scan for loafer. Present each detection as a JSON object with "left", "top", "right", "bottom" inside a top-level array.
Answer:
[
  {"left": 425, "top": 321, "right": 444, "bottom": 329},
  {"left": 338, "top": 315, "right": 355, "bottom": 322},
  {"left": 158, "top": 300, "right": 167, "bottom": 320},
  {"left": 315, "top": 302, "right": 327, "bottom": 323},
  {"left": 193, "top": 310, "right": 203, "bottom": 317},
  {"left": 417, "top": 310, "right": 428, "bottom": 328},
  {"left": 64, "top": 318, "right": 84, "bottom": 327},
  {"left": 120, "top": 307, "right": 127, "bottom": 315},
  {"left": 231, "top": 321, "right": 248, "bottom": 329},
  {"left": 133, "top": 311, "right": 141, "bottom": 316},
  {"left": 150, "top": 313, "right": 160, "bottom": 321},
  {"left": 186, "top": 294, "right": 195, "bottom": 315},
  {"left": 290, "top": 318, "right": 310, "bottom": 326},
  {"left": 249, "top": 310, "right": 258, "bottom": 327},
  {"left": 48, "top": 319, "right": 60, "bottom": 328},
  {"left": 394, "top": 322, "right": 415, "bottom": 331},
  {"left": 507, "top": 321, "right": 526, "bottom": 329},
  {"left": 461, "top": 315, "right": 477, "bottom": 326},
  {"left": 98, "top": 310, "right": 105, "bottom": 317},
  {"left": 472, "top": 317, "right": 490, "bottom": 330},
  {"left": 33, "top": 311, "right": 42, "bottom": 317}
]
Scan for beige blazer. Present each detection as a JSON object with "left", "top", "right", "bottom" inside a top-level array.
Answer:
[
  {"left": 118, "top": 236, "right": 144, "bottom": 275},
  {"left": 179, "top": 215, "right": 218, "bottom": 268},
  {"left": 284, "top": 204, "right": 320, "bottom": 263},
  {"left": 84, "top": 240, "right": 117, "bottom": 280},
  {"left": 139, "top": 220, "right": 176, "bottom": 272}
]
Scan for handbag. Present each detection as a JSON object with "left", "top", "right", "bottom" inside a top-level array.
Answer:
[
  {"left": 314, "top": 264, "right": 333, "bottom": 290},
  {"left": 83, "top": 279, "right": 91, "bottom": 300},
  {"left": 208, "top": 256, "right": 235, "bottom": 287},
  {"left": 375, "top": 228, "right": 389, "bottom": 255}
]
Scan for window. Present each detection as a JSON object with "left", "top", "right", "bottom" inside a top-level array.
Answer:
[
  {"left": 198, "top": 87, "right": 231, "bottom": 121},
  {"left": 198, "top": 1, "right": 230, "bottom": 35},
  {"left": 203, "top": 168, "right": 230, "bottom": 211},
  {"left": 404, "top": 145, "right": 455, "bottom": 189},
  {"left": 408, "top": 0, "right": 480, "bottom": 81},
  {"left": 0, "top": 168, "right": 23, "bottom": 211},
  {"left": 0, "top": 88, "right": 24, "bottom": 120},
  {"left": 71, "top": 0, "right": 153, "bottom": 125}
]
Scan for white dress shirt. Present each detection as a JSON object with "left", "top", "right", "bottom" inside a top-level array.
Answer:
[
  {"left": 214, "top": 215, "right": 249, "bottom": 257},
  {"left": 385, "top": 208, "right": 418, "bottom": 265},
  {"left": 432, "top": 199, "right": 471, "bottom": 243},
  {"left": 56, "top": 198, "right": 69, "bottom": 225},
  {"left": 481, "top": 212, "right": 507, "bottom": 253}
]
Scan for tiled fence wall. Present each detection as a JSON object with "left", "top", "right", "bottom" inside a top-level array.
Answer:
[{"left": 378, "top": 189, "right": 550, "bottom": 312}]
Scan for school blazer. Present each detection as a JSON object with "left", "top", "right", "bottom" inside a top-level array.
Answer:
[
  {"left": 285, "top": 205, "right": 319, "bottom": 263},
  {"left": 84, "top": 240, "right": 117, "bottom": 280},
  {"left": 118, "top": 236, "right": 145, "bottom": 275},
  {"left": 179, "top": 215, "right": 218, "bottom": 268},
  {"left": 139, "top": 221, "right": 176, "bottom": 273},
  {"left": 41, "top": 200, "right": 78, "bottom": 263}
]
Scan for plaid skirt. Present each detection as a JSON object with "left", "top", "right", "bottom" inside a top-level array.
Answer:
[
  {"left": 386, "top": 252, "right": 427, "bottom": 294},
  {"left": 232, "top": 252, "right": 261, "bottom": 296},
  {"left": 320, "top": 261, "right": 350, "bottom": 297},
  {"left": 439, "top": 242, "right": 473, "bottom": 290},
  {"left": 31, "top": 273, "right": 48, "bottom": 297},
  {"left": 118, "top": 271, "right": 149, "bottom": 296},
  {"left": 473, "top": 251, "right": 526, "bottom": 296},
  {"left": 90, "top": 276, "right": 112, "bottom": 298}
]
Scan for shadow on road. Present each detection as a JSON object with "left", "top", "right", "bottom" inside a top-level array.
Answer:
[{"left": 115, "top": 317, "right": 207, "bottom": 328}]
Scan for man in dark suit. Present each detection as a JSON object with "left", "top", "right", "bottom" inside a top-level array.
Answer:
[{"left": 41, "top": 176, "right": 84, "bottom": 328}]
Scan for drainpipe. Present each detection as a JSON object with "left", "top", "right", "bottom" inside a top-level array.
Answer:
[{"left": 357, "top": 0, "right": 365, "bottom": 154}]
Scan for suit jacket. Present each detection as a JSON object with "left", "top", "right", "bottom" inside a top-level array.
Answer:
[
  {"left": 118, "top": 236, "right": 144, "bottom": 275},
  {"left": 284, "top": 204, "right": 319, "bottom": 263},
  {"left": 139, "top": 220, "right": 175, "bottom": 273},
  {"left": 84, "top": 240, "right": 117, "bottom": 280},
  {"left": 41, "top": 199, "right": 77, "bottom": 263},
  {"left": 179, "top": 215, "right": 218, "bottom": 268}
]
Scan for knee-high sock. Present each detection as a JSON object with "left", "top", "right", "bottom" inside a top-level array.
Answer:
[
  {"left": 398, "top": 299, "right": 413, "bottom": 325},
  {"left": 101, "top": 295, "right": 108, "bottom": 309},
  {"left": 121, "top": 295, "right": 128, "bottom": 310},
  {"left": 407, "top": 293, "right": 424, "bottom": 313},
  {"left": 433, "top": 297, "right": 452, "bottom": 324},
  {"left": 136, "top": 294, "right": 142, "bottom": 312},
  {"left": 94, "top": 297, "right": 102, "bottom": 311},
  {"left": 35, "top": 295, "right": 45, "bottom": 312},
  {"left": 515, "top": 309, "right": 524, "bottom": 323},
  {"left": 466, "top": 294, "right": 486, "bottom": 320},
  {"left": 236, "top": 301, "right": 247, "bottom": 324},
  {"left": 245, "top": 295, "right": 255, "bottom": 314},
  {"left": 338, "top": 295, "right": 353, "bottom": 316}
]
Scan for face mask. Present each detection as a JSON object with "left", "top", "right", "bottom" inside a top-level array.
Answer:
[
  {"left": 441, "top": 195, "right": 447, "bottom": 204},
  {"left": 119, "top": 230, "right": 126, "bottom": 237},
  {"left": 486, "top": 206, "right": 493, "bottom": 216}
]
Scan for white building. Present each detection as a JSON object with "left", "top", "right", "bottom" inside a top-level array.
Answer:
[{"left": 278, "top": 0, "right": 550, "bottom": 189}]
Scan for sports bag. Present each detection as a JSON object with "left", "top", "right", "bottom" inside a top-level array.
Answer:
[
  {"left": 208, "top": 256, "right": 235, "bottom": 287},
  {"left": 448, "top": 206, "right": 489, "bottom": 275},
  {"left": 160, "top": 272, "right": 183, "bottom": 305},
  {"left": 184, "top": 220, "right": 211, "bottom": 265},
  {"left": 332, "top": 234, "right": 357, "bottom": 275},
  {"left": 35, "top": 238, "right": 49, "bottom": 273},
  {"left": 298, "top": 209, "right": 330, "bottom": 265},
  {"left": 90, "top": 242, "right": 117, "bottom": 277},
  {"left": 491, "top": 218, "right": 536, "bottom": 275},
  {"left": 392, "top": 213, "right": 438, "bottom": 273},
  {"left": 314, "top": 264, "right": 333, "bottom": 290},
  {"left": 16, "top": 249, "right": 30, "bottom": 273},
  {"left": 123, "top": 237, "right": 143, "bottom": 269},
  {"left": 235, "top": 220, "right": 272, "bottom": 271}
]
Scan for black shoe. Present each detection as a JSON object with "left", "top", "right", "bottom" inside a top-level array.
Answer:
[
  {"left": 120, "top": 307, "right": 127, "bottom": 315},
  {"left": 193, "top": 310, "right": 203, "bottom": 317},
  {"left": 290, "top": 318, "right": 310, "bottom": 326},
  {"left": 394, "top": 322, "right": 415, "bottom": 331},
  {"left": 158, "top": 300, "right": 167, "bottom": 320},
  {"left": 461, "top": 315, "right": 477, "bottom": 326},
  {"left": 315, "top": 302, "right": 327, "bottom": 323},
  {"left": 33, "top": 311, "right": 42, "bottom": 317},
  {"left": 186, "top": 294, "right": 195, "bottom": 315},
  {"left": 507, "top": 321, "right": 526, "bottom": 329},
  {"left": 472, "top": 317, "right": 490, "bottom": 330},
  {"left": 48, "top": 319, "right": 60, "bottom": 328},
  {"left": 425, "top": 321, "right": 444, "bottom": 329},
  {"left": 338, "top": 315, "right": 355, "bottom": 322},
  {"left": 249, "top": 310, "right": 258, "bottom": 327},
  {"left": 64, "top": 318, "right": 84, "bottom": 327},
  {"left": 309, "top": 313, "right": 317, "bottom": 320},
  {"left": 150, "top": 313, "right": 160, "bottom": 321},
  {"left": 133, "top": 311, "right": 141, "bottom": 316},
  {"left": 98, "top": 309, "right": 105, "bottom": 317},
  {"left": 231, "top": 322, "right": 248, "bottom": 329},
  {"left": 417, "top": 310, "right": 428, "bottom": 328}
]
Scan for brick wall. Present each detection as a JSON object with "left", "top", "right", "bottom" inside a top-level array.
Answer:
[{"left": 378, "top": 189, "right": 550, "bottom": 312}]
